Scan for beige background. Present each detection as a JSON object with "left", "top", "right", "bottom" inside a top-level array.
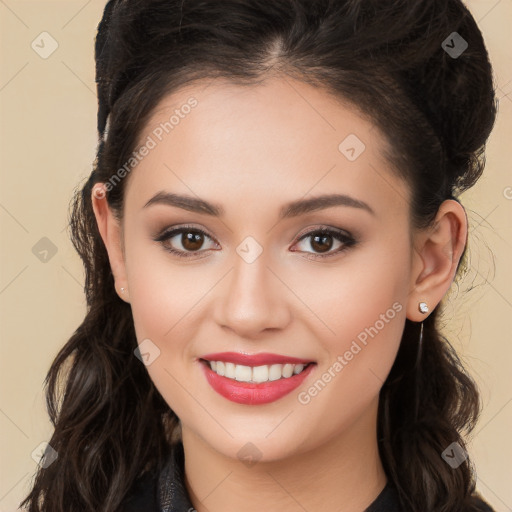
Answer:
[{"left": 0, "top": 1, "right": 510, "bottom": 511}]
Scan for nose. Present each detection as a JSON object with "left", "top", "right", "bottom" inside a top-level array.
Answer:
[{"left": 213, "top": 253, "right": 292, "bottom": 339}]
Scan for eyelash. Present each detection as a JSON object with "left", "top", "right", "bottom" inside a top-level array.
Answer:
[{"left": 153, "top": 224, "right": 357, "bottom": 260}]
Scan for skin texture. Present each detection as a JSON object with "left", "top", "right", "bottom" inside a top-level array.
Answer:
[{"left": 92, "top": 76, "right": 467, "bottom": 512}]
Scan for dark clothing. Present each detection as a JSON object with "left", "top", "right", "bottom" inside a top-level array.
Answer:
[{"left": 123, "top": 442, "right": 494, "bottom": 512}]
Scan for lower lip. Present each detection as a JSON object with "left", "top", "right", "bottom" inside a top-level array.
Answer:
[{"left": 200, "top": 361, "right": 316, "bottom": 405}]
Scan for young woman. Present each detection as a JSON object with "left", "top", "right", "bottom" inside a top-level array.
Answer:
[{"left": 21, "top": 0, "right": 498, "bottom": 511}]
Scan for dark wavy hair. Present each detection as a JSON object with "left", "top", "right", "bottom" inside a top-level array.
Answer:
[{"left": 21, "top": 0, "right": 498, "bottom": 511}]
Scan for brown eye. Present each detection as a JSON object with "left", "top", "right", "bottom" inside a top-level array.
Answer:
[
  {"left": 154, "top": 226, "right": 218, "bottom": 258},
  {"left": 292, "top": 228, "right": 357, "bottom": 259},
  {"left": 181, "top": 231, "right": 205, "bottom": 251},
  {"left": 309, "top": 233, "right": 334, "bottom": 253}
]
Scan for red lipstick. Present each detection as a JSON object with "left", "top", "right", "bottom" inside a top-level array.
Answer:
[{"left": 198, "top": 352, "right": 316, "bottom": 405}]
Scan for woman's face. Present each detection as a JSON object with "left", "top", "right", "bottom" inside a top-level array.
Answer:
[{"left": 110, "top": 76, "right": 420, "bottom": 461}]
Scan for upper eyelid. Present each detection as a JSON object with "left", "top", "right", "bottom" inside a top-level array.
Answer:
[
  {"left": 295, "top": 225, "right": 353, "bottom": 239},
  {"left": 155, "top": 224, "right": 212, "bottom": 238}
]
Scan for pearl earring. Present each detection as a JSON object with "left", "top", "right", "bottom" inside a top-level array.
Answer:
[
  {"left": 120, "top": 287, "right": 125, "bottom": 293},
  {"left": 418, "top": 301, "right": 429, "bottom": 314}
]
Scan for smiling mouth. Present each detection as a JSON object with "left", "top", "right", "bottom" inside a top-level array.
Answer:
[{"left": 199, "top": 358, "right": 315, "bottom": 383}]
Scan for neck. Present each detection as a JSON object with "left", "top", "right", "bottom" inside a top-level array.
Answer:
[{"left": 181, "top": 398, "right": 387, "bottom": 512}]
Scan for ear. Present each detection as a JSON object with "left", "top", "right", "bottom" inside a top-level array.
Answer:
[
  {"left": 91, "top": 183, "right": 130, "bottom": 303},
  {"left": 406, "top": 199, "right": 468, "bottom": 321}
]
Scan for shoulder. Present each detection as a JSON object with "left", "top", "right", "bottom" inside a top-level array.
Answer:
[
  {"left": 368, "top": 485, "right": 495, "bottom": 512},
  {"left": 122, "top": 467, "right": 159, "bottom": 512},
  {"left": 122, "top": 441, "right": 189, "bottom": 511},
  {"left": 468, "top": 494, "right": 495, "bottom": 512}
]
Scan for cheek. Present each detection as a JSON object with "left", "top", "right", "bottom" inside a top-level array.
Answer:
[
  {"left": 124, "top": 233, "right": 218, "bottom": 412},
  {"left": 290, "top": 235, "right": 411, "bottom": 407},
  {"left": 124, "top": 242, "right": 207, "bottom": 419}
]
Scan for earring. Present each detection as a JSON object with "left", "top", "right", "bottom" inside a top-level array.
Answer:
[
  {"left": 416, "top": 322, "right": 424, "bottom": 366},
  {"left": 418, "top": 301, "right": 429, "bottom": 314},
  {"left": 120, "top": 287, "right": 125, "bottom": 293},
  {"left": 413, "top": 320, "right": 424, "bottom": 422}
]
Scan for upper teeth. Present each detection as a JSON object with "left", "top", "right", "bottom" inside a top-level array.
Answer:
[{"left": 208, "top": 361, "right": 307, "bottom": 383}]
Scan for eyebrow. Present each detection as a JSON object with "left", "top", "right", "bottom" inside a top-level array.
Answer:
[{"left": 143, "top": 191, "right": 375, "bottom": 218}]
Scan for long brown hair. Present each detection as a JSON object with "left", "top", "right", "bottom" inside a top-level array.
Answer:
[{"left": 21, "top": 0, "right": 497, "bottom": 510}]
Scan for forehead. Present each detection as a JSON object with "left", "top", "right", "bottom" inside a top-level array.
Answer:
[{"left": 124, "top": 76, "right": 410, "bottom": 219}]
